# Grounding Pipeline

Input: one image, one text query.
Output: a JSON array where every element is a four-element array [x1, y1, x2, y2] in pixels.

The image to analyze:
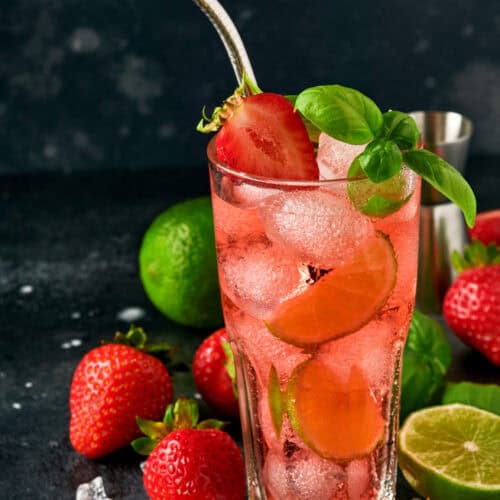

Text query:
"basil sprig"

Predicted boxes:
[[294, 84, 477, 227]]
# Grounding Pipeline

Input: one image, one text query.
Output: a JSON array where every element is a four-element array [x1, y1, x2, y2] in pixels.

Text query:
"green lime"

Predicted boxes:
[[347, 159, 414, 217], [398, 404, 500, 500], [139, 197, 223, 328]]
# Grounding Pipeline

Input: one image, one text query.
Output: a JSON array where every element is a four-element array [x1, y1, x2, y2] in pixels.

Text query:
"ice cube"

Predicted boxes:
[[76, 476, 111, 500], [223, 303, 309, 383], [316, 319, 396, 392], [317, 133, 366, 180], [218, 236, 309, 319], [263, 446, 347, 500], [347, 459, 372, 499], [258, 189, 373, 268], [211, 193, 266, 248]]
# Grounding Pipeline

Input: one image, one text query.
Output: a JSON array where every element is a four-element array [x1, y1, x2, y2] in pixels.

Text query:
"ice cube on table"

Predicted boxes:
[[263, 446, 346, 500], [76, 476, 111, 500], [317, 133, 366, 180], [218, 236, 309, 319], [258, 189, 373, 268]]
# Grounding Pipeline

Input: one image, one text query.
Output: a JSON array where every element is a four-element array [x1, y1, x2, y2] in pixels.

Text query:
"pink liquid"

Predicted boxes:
[[209, 160, 421, 499]]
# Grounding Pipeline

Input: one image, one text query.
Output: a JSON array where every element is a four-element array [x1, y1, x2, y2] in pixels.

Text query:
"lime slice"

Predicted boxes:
[[398, 404, 500, 500], [347, 159, 414, 217], [287, 360, 384, 461], [265, 232, 396, 347]]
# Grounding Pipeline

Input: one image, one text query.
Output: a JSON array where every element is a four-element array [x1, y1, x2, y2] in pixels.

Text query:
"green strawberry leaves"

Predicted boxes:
[[131, 398, 226, 456], [400, 310, 452, 422], [451, 240, 500, 273], [294, 84, 476, 224]]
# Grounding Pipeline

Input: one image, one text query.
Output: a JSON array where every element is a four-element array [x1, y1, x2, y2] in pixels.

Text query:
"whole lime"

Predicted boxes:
[[139, 197, 223, 328]]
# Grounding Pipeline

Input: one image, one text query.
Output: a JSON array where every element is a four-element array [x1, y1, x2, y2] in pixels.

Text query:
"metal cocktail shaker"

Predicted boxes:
[[410, 111, 473, 314]]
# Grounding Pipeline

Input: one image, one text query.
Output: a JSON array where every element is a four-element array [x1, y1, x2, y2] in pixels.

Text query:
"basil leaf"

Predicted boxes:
[[286, 94, 321, 142], [294, 85, 383, 144], [400, 310, 452, 422], [403, 149, 477, 227], [442, 382, 500, 416], [357, 139, 402, 183], [379, 110, 420, 150]]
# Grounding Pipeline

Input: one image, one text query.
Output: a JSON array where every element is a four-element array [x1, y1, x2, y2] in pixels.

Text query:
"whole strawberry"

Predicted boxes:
[[133, 398, 245, 500], [193, 328, 239, 418], [69, 326, 174, 459], [468, 209, 500, 246], [443, 241, 500, 366]]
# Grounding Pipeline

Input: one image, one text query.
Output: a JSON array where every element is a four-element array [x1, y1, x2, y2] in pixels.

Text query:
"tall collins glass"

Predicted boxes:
[[208, 137, 421, 500]]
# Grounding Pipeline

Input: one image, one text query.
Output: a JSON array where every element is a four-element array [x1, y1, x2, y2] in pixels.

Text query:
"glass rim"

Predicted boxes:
[[207, 136, 414, 187]]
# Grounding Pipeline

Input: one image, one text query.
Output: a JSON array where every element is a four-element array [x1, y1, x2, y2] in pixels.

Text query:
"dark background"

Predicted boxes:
[[1, 0, 500, 174]]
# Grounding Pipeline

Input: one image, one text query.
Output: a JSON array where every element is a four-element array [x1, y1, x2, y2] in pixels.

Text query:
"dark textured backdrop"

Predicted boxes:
[[1, 0, 499, 173]]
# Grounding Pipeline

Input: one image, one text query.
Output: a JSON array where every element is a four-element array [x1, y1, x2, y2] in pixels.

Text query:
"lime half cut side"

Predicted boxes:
[[398, 404, 500, 500]]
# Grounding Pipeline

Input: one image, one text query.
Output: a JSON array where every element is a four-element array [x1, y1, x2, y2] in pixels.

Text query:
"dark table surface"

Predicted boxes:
[[1, 158, 498, 499]]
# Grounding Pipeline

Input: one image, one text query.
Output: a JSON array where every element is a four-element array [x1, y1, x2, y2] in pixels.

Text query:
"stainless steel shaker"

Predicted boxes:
[[410, 111, 473, 314]]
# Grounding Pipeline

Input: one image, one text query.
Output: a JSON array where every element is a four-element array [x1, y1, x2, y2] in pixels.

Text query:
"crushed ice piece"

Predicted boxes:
[[317, 133, 366, 180], [219, 238, 308, 319], [76, 476, 111, 500], [71, 312, 81, 319], [193, 392, 202, 400], [140, 461, 146, 472], [12, 402, 22, 410], [25, 381, 33, 388], [19, 285, 34, 295], [61, 342, 72, 349], [116, 306, 145, 322], [259, 190, 372, 268]]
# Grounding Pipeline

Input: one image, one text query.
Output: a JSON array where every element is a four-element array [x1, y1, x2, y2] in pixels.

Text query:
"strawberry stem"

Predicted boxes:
[[197, 72, 261, 133], [131, 397, 227, 456], [452, 240, 500, 273]]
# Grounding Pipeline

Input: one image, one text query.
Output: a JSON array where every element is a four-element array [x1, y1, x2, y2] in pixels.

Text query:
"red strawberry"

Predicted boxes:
[[69, 326, 174, 459], [443, 241, 500, 366], [193, 328, 239, 418], [468, 209, 500, 246], [133, 398, 245, 500], [198, 81, 318, 180]]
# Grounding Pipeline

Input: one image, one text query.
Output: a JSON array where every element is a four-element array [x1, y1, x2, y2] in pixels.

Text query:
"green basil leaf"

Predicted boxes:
[[403, 149, 477, 227], [357, 139, 402, 183], [294, 85, 383, 144], [286, 94, 321, 142], [400, 310, 452, 422], [442, 382, 500, 416], [379, 110, 420, 150]]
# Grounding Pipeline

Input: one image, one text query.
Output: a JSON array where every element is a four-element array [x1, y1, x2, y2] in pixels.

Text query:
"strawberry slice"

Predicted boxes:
[[208, 92, 319, 180]]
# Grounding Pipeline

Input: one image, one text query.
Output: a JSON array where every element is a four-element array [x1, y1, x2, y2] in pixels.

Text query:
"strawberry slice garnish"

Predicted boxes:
[[198, 82, 318, 180]]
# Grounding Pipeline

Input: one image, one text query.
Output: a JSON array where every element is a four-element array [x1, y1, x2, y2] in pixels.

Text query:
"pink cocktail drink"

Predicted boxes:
[[208, 138, 421, 499]]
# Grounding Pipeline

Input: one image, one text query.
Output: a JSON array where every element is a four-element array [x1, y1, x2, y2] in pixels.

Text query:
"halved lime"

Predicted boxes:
[[398, 404, 500, 500]]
